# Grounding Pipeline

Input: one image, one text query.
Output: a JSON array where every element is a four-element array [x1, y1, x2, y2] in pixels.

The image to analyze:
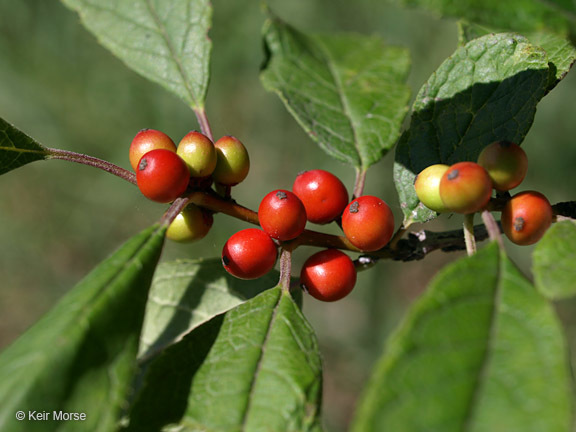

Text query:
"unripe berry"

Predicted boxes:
[[166, 205, 213, 243], [222, 228, 278, 280], [212, 136, 250, 186], [177, 131, 217, 178], [478, 141, 528, 191], [439, 162, 492, 214], [258, 190, 307, 241], [414, 164, 450, 213], [342, 195, 395, 251], [292, 169, 349, 224], [136, 149, 190, 203], [300, 249, 357, 302], [129, 129, 176, 172], [501, 191, 553, 245]]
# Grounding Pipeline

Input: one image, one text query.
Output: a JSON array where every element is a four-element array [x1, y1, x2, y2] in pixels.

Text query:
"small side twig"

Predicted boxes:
[[481, 210, 504, 249], [47, 148, 136, 185], [463, 213, 477, 256], [279, 247, 293, 292]]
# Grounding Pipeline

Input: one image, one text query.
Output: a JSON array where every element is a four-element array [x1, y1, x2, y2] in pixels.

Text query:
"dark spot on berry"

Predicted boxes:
[[276, 191, 288, 200], [297, 170, 309, 176], [513, 216, 525, 232], [222, 255, 230, 266], [349, 201, 360, 213], [447, 169, 459, 181], [138, 158, 148, 171]]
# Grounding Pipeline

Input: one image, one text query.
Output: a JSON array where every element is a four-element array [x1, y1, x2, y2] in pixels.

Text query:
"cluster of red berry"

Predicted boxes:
[[223, 169, 395, 302], [129, 128, 249, 242], [129, 129, 396, 302], [415, 141, 553, 245]]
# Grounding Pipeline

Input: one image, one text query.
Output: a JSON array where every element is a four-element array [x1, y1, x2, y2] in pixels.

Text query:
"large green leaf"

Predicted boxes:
[[261, 16, 410, 170], [394, 33, 551, 224], [352, 243, 573, 432], [0, 117, 49, 176], [533, 220, 576, 300], [0, 225, 166, 432], [400, 0, 575, 36], [61, 0, 212, 111], [138, 258, 281, 361], [126, 288, 323, 432]]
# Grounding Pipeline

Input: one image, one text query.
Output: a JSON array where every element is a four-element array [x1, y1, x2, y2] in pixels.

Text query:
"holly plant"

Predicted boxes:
[[2, 1, 576, 431]]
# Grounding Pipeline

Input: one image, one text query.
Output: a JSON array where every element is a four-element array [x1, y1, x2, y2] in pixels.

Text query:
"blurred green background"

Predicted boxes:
[[1, 1, 575, 431]]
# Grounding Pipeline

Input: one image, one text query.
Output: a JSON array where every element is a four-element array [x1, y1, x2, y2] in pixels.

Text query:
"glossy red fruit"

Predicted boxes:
[[292, 169, 349, 224], [342, 195, 395, 251], [129, 129, 176, 172], [212, 136, 250, 186], [177, 131, 217, 178], [166, 205, 213, 243], [501, 191, 553, 245], [300, 249, 357, 302], [258, 190, 307, 241], [477, 141, 528, 191], [414, 164, 450, 213], [439, 162, 493, 214], [136, 149, 190, 203], [222, 228, 278, 279]]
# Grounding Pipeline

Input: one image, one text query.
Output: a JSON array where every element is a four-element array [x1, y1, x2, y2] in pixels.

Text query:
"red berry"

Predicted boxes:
[[300, 249, 357, 302], [258, 190, 307, 241], [439, 162, 492, 214], [222, 228, 278, 279], [501, 191, 553, 245], [129, 129, 176, 172], [136, 149, 190, 203], [342, 195, 395, 251], [292, 169, 349, 224], [477, 141, 528, 191]]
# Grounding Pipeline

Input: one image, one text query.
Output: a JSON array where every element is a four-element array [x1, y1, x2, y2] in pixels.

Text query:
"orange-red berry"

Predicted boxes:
[[129, 129, 176, 172], [222, 228, 278, 279], [300, 249, 357, 302], [478, 141, 528, 191], [136, 149, 189, 203], [501, 191, 553, 245], [292, 170, 349, 224], [342, 196, 395, 252], [439, 162, 492, 214], [258, 190, 307, 241]]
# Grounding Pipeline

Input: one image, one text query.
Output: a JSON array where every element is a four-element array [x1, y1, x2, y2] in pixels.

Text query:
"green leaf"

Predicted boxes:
[[352, 243, 573, 432], [394, 33, 551, 224], [458, 23, 576, 87], [0, 117, 49, 176], [399, 0, 575, 36], [0, 225, 166, 432], [138, 258, 281, 361], [126, 288, 323, 432], [61, 0, 212, 111], [533, 220, 576, 300], [261, 16, 410, 170]]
